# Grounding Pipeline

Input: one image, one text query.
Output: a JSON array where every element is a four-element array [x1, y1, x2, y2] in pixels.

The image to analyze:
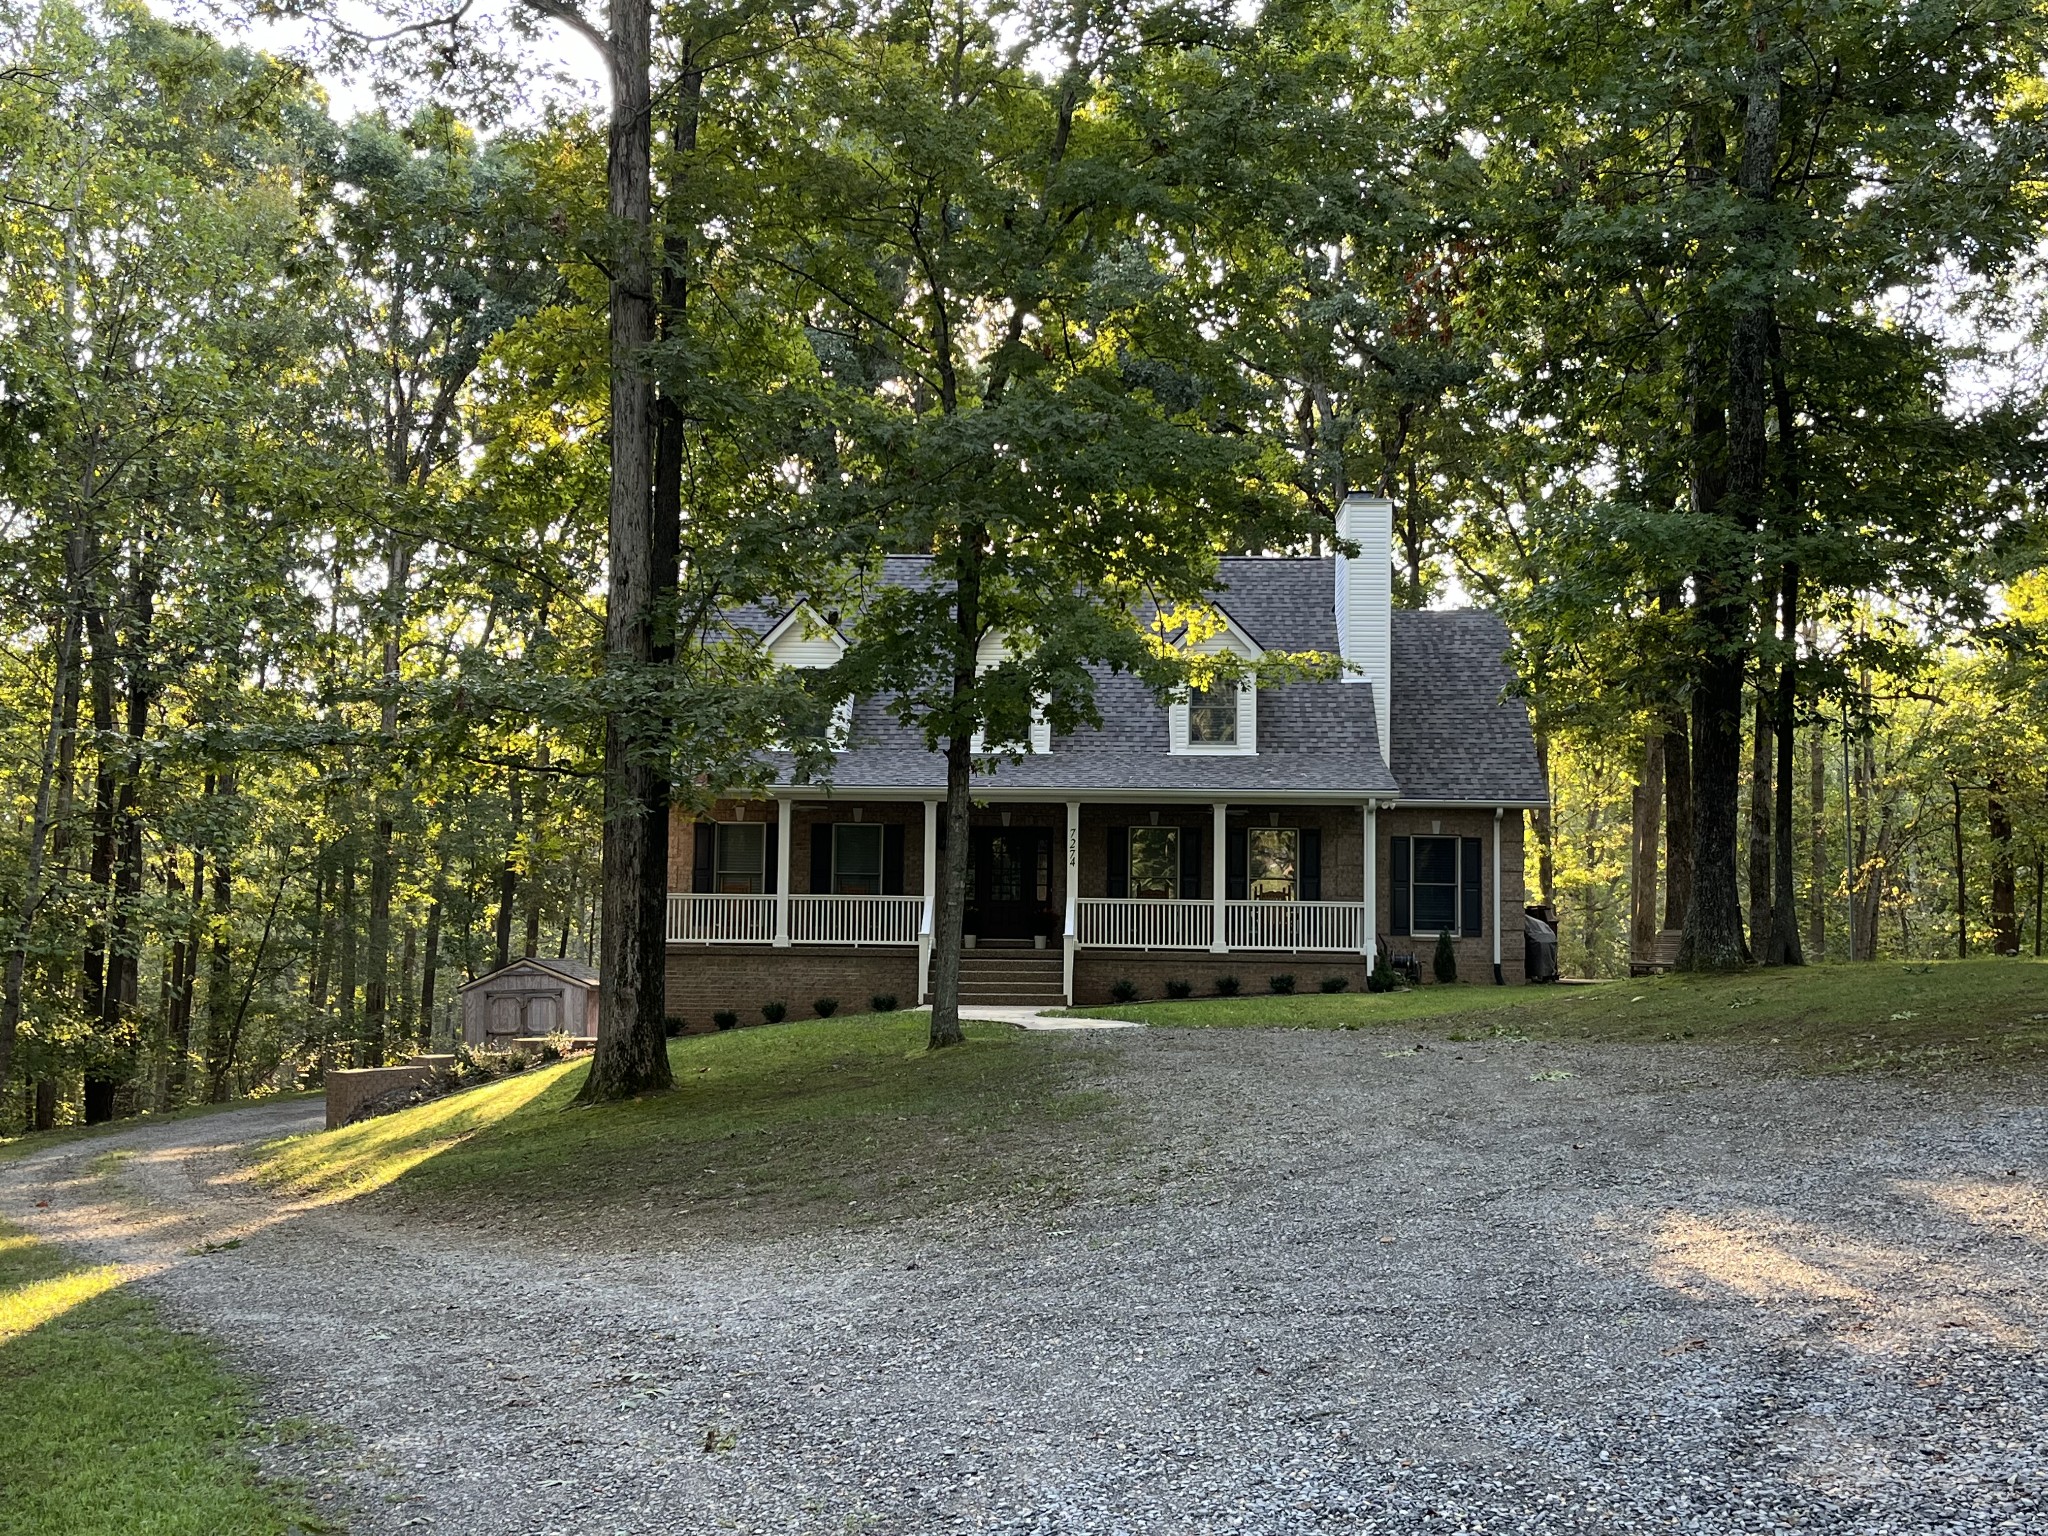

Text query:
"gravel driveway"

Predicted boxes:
[[3, 1027, 2043, 1535]]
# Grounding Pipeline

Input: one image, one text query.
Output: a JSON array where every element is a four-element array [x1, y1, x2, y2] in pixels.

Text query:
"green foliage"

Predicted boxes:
[[812, 998, 838, 1019], [1213, 975, 1240, 997], [1109, 978, 1140, 1004], [1432, 932, 1457, 985], [868, 994, 897, 1015], [1268, 974, 1296, 996], [1165, 979, 1193, 999], [759, 1001, 787, 1025], [1367, 953, 1397, 994], [1319, 976, 1348, 994]]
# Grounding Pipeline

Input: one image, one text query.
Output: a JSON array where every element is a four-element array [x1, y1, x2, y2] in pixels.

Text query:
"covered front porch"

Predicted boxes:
[[666, 795, 1428, 1005]]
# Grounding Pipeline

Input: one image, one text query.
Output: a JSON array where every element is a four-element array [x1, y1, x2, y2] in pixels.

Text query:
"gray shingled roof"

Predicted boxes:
[[1389, 610, 1547, 804], [735, 557, 1545, 805]]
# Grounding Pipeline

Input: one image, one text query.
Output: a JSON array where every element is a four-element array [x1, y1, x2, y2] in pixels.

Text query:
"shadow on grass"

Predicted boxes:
[[252, 1012, 1121, 1245]]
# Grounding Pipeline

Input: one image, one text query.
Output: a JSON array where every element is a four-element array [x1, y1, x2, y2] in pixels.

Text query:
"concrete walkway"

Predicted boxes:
[[908, 1002, 1144, 1030]]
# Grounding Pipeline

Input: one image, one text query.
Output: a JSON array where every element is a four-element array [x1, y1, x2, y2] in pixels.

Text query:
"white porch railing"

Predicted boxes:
[[789, 894, 923, 946], [1076, 897, 1215, 950], [1224, 899, 1368, 953], [1073, 897, 1369, 952], [666, 892, 922, 946], [667, 893, 776, 944]]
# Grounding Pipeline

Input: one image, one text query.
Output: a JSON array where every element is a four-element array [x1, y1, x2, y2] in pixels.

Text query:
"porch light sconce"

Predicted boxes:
[[1149, 810, 1160, 826], [852, 807, 863, 822], [1431, 819, 1442, 835], [1270, 810, 1280, 827], [1001, 810, 1012, 827]]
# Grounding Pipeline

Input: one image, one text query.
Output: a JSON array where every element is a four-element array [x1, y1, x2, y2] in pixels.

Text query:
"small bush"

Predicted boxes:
[[1109, 977, 1140, 1003], [1165, 978, 1193, 999], [761, 1000, 788, 1024], [1268, 973, 1296, 995], [1214, 974, 1241, 997], [1319, 975, 1349, 994], [1367, 954, 1397, 993], [712, 1008, 739, 1030], [1433, 931, 1458, 984], [869, 992, 899, 1014], [663, 1014, 687, 1038], [813, 997, 839, 1018]]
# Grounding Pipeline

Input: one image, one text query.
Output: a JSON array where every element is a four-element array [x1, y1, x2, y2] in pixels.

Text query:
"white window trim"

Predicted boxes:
[[1166, 605, 1261, 757], [1170, 678, 1257, 756], [762, 603, 853, 753]]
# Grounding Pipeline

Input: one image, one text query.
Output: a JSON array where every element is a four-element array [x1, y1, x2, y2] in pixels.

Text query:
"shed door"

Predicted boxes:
[[487, 996, 522, 1041], [525, 994, 561, 1035]]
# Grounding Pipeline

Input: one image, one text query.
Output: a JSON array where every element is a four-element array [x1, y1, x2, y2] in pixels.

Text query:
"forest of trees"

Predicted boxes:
[[2, 0, 2044, 1126]]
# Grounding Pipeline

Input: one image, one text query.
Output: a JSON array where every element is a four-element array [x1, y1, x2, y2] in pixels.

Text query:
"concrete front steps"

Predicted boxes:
[[955, 946, 1065, 1007]]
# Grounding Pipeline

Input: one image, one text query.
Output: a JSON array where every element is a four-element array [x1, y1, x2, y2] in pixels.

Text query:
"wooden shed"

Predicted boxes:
[[460, 957, 600, 1048]]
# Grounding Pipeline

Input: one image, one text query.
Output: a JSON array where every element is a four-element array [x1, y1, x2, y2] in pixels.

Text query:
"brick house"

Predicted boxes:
[[663, 494, 1548, 1021]]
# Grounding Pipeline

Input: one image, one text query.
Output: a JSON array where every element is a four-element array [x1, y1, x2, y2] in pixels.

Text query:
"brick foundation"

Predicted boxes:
[[324, 1064, 438, 1130], [664, 946, 922, 1031]]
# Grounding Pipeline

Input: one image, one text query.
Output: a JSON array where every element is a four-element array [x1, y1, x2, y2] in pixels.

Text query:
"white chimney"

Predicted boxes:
[[1334, 494, 1393, 768]]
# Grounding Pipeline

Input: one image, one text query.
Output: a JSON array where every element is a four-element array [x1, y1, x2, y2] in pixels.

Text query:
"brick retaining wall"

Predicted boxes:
[[324, 1063, 438, 1130]]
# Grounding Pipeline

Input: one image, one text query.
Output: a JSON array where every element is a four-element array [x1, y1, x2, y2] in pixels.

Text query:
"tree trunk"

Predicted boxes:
[[1854, 728, 1881, 960], [523, 734, 551, 959], [203, 777, 234, 1101], [929, 522, 985, 1052], [1807, 682, 1826, 958], [579, 0, 675, 1102], [1532, 721, 1556, 910], [1680, 27, 1779, 974], [364, 537, 414, 1076], [1950, 777, 1966, 959], [1746, 685, 1773, 958], [495, 770, 523, 973], [1, 597, 84, 1095], [338, 840, 360, 1063], [421, 891, 445, 1049], [1988, 781, 2017, 954], [1630, 732, 1664, 960], [1768, 567, 1802, 964], [1662, 707, 1693, 934]]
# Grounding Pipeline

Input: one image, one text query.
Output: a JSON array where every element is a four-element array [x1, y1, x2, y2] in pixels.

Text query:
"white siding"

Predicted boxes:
[[1335, 494, 1393, 767]]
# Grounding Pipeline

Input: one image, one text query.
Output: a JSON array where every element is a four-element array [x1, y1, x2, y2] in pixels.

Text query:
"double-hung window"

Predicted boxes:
[[1411, 836, 1459, 932], [1128, 826, 1181, 899], [831, 824, 884, 895], [1187, 687, 1238, 745], [715, 824, 767, 893], [1247, 827, 1297, 901]]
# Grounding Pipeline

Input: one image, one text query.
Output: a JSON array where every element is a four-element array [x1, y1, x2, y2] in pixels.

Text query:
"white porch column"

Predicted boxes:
[[1363, 801, 1378, 963], [1492, 806, 1505, 985], [1210, 801, 1228, 952], [772, 797, 794, 946], [919, 798, 939, 1003], [1063, 801, 1080, 1004]]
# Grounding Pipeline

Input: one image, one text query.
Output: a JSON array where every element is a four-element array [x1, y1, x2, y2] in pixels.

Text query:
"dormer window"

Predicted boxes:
[[1170, 678, 1256, 755], [762, 603, 852, 752], [1187, 687, 1238, 745]]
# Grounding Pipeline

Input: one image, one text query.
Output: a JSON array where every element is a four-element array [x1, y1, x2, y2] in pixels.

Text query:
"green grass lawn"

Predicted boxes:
[[0, 1221, 326, 1536], [253, 1011, 1117, 1242], [1067, 958, 2048, 1072]]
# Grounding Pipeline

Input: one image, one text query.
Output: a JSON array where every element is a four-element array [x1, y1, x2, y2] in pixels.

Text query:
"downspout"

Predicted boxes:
[[1492, 807, 1504, 985]]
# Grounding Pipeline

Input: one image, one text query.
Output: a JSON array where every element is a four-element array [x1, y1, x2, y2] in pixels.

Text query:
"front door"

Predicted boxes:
[[970, 828, 1051, 941]]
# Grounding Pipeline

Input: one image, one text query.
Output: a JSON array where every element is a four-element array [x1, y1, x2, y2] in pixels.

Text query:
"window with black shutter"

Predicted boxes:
[[809, 824, 833, 894], [693, 821, 716, 893], [883, 824, 906, 895], [1179, 825, 1203, 900], [1105, 827, 1128, 898], [1300, 828, 1322, 901], [1389, 836, 1411, 935]]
